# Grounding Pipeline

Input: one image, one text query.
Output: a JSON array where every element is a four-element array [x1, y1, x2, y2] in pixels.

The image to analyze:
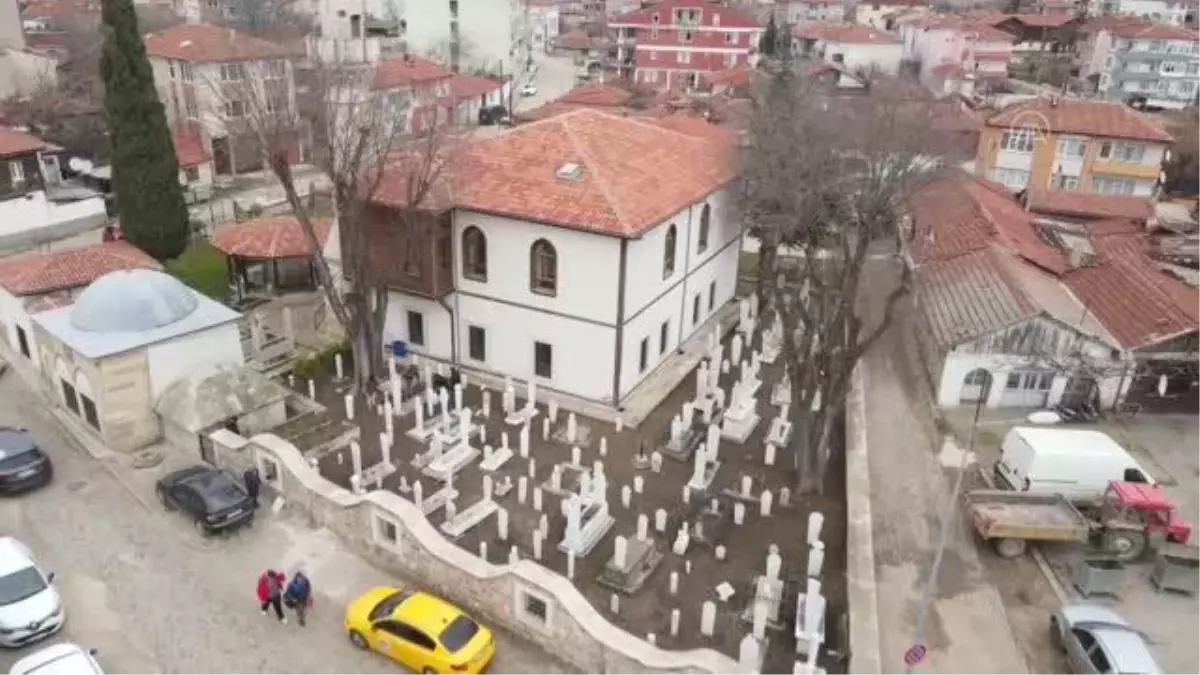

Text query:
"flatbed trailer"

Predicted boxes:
[[964, 489, 1091, 558]]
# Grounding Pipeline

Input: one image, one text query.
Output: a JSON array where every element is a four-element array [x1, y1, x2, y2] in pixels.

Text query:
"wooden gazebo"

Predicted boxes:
[[210, 216, 332, 301]]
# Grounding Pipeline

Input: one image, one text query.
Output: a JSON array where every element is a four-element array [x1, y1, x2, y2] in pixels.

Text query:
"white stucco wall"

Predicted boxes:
[[384, 291, 454, 362], [822, 41, 903, 75], [0, 288, 38, 368], [145, 322, 246, 400], [936, 351, 1132, 409]]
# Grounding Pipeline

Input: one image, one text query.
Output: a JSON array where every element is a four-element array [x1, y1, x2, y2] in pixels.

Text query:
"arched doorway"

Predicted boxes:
[[960, 368, 991, 405]]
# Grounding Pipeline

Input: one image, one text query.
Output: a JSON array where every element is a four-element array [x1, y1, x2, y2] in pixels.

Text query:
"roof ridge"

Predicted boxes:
[[559, 113, 629, 231]]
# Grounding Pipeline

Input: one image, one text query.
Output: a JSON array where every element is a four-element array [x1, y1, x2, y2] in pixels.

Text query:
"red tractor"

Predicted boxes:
[[1093, 481, 1192, 561]]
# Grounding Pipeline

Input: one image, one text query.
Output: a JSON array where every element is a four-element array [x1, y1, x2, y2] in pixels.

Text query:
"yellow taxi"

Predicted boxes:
[[344, 586, 495, 674]]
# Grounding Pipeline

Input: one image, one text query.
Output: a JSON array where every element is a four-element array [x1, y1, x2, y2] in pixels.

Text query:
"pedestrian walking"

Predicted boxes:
[[257, 570, 287, 624], [283, 570, 313, 627], [243, 467, 261, 507]]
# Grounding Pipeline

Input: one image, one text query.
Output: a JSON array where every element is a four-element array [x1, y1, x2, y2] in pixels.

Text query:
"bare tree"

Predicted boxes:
[[213, 55, 458, 395], [736, 67, 942, 494]]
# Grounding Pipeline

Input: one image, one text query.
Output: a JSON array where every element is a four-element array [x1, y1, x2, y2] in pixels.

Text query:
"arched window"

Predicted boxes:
[[663, 224, 677, 278], [462, 226, 488, 281], [697, 204, 711, 253], [530, 239, 558, 296]]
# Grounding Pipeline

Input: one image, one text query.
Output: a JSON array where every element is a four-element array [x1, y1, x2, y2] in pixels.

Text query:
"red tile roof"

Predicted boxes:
[[653, 112, 736, 142], [375, 109, 734, 238], [986, 12, 1080, 28], [560, 82, 637, 107], [611, 0, 761, 28], [1025, 188, 1156, 222], [913, 15, 1017, 41], [986, 97, 1173, 142], [915, 246, 1037, 346], [0, 128, 50, 158], [0, 241, 162, 296], [173, 130, 209, 168], [210, 217, 333, 259], [1087, 17, 1199, 40], [793, 22, 902, 44], [707, 64, 755, 87], [144, 23, 297, 62], [372, 54, 455, 90], [445, 73, 503, 101]]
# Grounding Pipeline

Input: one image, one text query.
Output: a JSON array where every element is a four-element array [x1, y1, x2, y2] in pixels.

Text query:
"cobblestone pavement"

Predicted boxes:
[[0, 372, 573, 675]]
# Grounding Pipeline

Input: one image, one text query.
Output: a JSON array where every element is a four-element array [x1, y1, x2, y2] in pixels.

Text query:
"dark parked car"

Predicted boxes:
[[155, 466, 255, 535], [0, 427, 53, 495]]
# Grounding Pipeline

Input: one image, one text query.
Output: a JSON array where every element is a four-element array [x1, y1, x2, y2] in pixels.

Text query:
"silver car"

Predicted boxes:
[[1051, 603, 1161, 674], [0, 538, 63, 648]]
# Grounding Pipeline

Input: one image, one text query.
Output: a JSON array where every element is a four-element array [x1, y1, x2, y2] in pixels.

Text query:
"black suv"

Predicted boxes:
[[156, 466, 255, 535], [0, 427, 53, 494]]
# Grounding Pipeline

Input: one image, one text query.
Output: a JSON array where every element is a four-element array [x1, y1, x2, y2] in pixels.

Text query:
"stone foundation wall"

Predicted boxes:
[[207, 430, 736, 675]]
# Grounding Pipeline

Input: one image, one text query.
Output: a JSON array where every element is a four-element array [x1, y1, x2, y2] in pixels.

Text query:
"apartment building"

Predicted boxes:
[[608, 0, 762, 90], [1098, 0, 1198, 26], [1081, 18, 1199, 110], [974, 96, 1173, 197], [793, 22, 903, 74], [144, 23, 302, 176], [854, 0, 927, 30], [777, 0, 847, 25], [901, 15, 1016, 86], [401, 0, 533, 79]]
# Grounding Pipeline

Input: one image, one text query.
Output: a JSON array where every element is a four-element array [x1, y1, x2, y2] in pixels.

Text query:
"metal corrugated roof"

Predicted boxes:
[[915, 247, 1037, 347]]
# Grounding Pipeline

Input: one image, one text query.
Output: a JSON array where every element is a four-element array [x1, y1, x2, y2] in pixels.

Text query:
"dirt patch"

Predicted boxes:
[[300, 335, 850, 674]]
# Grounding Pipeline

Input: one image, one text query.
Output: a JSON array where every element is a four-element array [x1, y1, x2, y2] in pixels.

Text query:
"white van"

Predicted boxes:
[[993, 427, 1153, 504]]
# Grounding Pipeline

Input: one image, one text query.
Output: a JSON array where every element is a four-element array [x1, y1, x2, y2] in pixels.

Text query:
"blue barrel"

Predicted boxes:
[[391, 340, 408, 357]]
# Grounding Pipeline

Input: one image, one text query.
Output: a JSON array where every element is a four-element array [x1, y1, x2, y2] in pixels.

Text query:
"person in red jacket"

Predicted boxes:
[[256, 570, 287, 624]]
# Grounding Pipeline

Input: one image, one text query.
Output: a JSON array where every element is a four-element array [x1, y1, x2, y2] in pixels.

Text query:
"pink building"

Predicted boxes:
[[608, 0, 763, 90], [900, 15, 1016, 89]]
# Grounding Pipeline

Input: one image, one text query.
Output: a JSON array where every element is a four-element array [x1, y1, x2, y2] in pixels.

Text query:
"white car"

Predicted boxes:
[[0, 538, 63, 648], [520, 83, 538, 97], [9, 643, 102, 675]]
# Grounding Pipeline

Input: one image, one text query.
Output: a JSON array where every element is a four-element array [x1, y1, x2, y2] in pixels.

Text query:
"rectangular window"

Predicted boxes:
[[9, 160, 25, 184], [659, 320, 669, 354], [15, 326, 30, 358], [468, 325, 486, 362], [184, 167, 200, 183], [725, 32, 735, 44], [181, 63, 194, 81], [708, 281, 716, 311], [1099, 140, 1113, 159], [1000, 128, 1035, 153], [678, 50, 691, 64], [1051, 174, 1078, 190], [534, 341, 553, 379], [224, 100, 245, 118], [639, 337, 649, 373], [988, 167, 1030, 190], [1115, 142, 1145, 163], [61, 380, 79, 414], [407, 310, 425, 346], [1092, 175, 1136, 195], [1057, 136, 1087, 158], [220, 63, 245, 81], [692, 294, 701, 325], [80, 396, 100, 429]]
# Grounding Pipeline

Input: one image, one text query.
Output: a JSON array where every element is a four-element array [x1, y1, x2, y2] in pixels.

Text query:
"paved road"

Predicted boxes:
[[513, 53, 578, 113], [0, 371, 572, 674]]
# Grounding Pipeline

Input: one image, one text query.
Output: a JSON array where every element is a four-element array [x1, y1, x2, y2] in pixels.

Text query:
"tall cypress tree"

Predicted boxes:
[[100, 0, 189, 261]]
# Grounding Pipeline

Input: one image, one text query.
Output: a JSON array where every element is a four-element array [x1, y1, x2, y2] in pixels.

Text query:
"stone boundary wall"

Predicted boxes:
[[212, 432, 737, 675], [845, 365, 882, 674]]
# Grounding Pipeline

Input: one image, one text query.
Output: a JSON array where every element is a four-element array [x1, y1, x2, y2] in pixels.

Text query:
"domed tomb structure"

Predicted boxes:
[[31, 269, 246, 453]]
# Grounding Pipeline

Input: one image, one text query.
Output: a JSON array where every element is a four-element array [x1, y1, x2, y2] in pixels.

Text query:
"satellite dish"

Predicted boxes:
[[68, 157, 94, 173]]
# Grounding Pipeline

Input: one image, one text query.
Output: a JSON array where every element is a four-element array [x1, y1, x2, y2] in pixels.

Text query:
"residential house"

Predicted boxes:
[[0, 128, 107, 252], [853, 0, 926, 30], [908, 172, 1198, 413], [777, 0, 848, 25], [974, 96, 1173, 195], [983, 13, 1084, 55], [1098, 0, 1198, 26], [1080, 19, 1199, 110], [363, 109, 741, 407], [901, 15, 1017, 86], [173, 128, 215, 204], [0, 240, 160, 374], [608, 0, 763, 90], [372, 54, 457, 132], [793, 21, 904, 74], [144, 23, 303, 178], [308, 0, 407, 65]]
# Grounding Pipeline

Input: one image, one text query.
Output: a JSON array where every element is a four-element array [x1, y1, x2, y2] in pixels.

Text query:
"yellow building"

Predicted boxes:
[[974, 97, 1173, 198]]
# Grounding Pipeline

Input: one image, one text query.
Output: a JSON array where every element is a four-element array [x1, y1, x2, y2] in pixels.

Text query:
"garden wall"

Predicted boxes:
[[209, 431, 737, 675]]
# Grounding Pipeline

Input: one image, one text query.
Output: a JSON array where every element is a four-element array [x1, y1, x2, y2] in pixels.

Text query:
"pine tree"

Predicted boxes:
[[760, 15, 779, 57], [100, 0, 189, 261]]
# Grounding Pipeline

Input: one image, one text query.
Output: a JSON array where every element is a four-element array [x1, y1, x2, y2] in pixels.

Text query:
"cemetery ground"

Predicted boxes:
[[300, 325, 849, 674]]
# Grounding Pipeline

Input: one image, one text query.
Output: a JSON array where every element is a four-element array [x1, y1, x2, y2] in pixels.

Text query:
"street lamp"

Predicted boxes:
[[905, 369, 992, 674]]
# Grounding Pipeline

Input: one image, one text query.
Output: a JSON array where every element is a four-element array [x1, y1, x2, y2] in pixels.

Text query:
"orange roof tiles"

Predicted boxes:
[[0, 128, 50, 158], [173, 130, 209, 168], [986, 97, 1173, 143], [1025, 188, 1156, 222], [445, 73, 503, 100], [374, 109, 733, 238], [0, 241, 162, 296], [793, 22, 902, 44], [372, 54, 455, 90], [986, 12, 1080, 28], [913, 15, 1016, 41], [144, 23, 296, 62], [210, 217, 332, 259]]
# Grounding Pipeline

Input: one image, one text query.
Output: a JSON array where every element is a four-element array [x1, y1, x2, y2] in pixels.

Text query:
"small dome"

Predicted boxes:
[[70, 269, 201, 333]]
